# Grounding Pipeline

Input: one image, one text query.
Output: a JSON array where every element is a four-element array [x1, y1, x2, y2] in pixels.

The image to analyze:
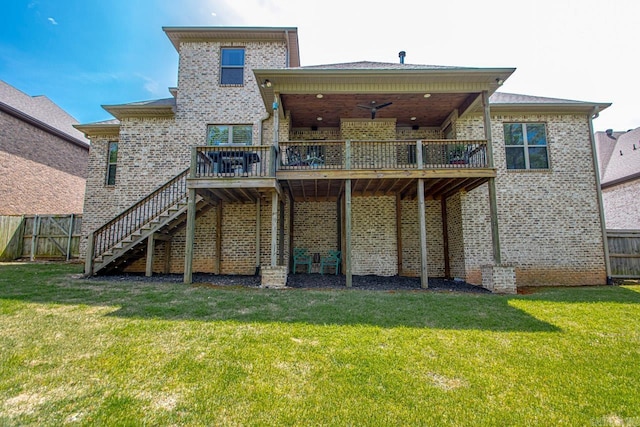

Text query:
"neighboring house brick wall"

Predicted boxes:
[[602, 179, 640, 229], [456, 113, 607, 285], [0, 110, 88, 215]]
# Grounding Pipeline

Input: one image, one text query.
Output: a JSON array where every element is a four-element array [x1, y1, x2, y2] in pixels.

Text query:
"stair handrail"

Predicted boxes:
[[89, 168, 190, 261]]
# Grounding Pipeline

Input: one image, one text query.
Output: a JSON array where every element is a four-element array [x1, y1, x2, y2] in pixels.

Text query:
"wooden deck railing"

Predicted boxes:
[[279, 140, 488, 170], [189, 140, 489, 177], [192, 145, 277, 178], [91, 168, 190, 259]]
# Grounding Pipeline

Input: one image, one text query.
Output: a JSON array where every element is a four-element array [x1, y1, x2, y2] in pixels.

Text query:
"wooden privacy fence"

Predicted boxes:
[[0, 214, 82, 261], [607, 229, 640, 279]]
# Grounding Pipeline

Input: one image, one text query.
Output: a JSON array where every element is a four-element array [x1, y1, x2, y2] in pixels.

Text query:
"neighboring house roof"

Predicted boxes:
[[598, 127, 640, 187], [0, 80, 88, 147]]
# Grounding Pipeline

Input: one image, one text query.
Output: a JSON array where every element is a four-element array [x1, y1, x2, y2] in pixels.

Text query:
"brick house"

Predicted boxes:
[[595, 127, 640, 229], [76, 27, 611, 293], [0, 80, 89, 215]]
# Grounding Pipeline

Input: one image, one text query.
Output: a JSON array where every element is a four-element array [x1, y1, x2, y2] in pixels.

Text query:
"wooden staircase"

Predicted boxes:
[[85, 168, 204, 275]]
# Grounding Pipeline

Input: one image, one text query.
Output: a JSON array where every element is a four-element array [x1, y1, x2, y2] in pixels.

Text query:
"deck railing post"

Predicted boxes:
[[345, 140, 351, 170], [190, 146, 197, 179], [416, 140, 423, 169]]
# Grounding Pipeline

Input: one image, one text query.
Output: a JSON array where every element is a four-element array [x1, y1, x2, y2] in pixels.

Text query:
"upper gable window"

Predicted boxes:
[[504, 123, 549, 170], [220, 48, 245, 85]]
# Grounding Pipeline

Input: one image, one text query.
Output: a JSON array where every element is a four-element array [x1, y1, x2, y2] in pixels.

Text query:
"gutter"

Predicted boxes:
[[588, 106, 612, 283]]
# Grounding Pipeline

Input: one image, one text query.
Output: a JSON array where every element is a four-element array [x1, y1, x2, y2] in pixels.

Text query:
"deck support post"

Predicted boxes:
[[145, 233, 155, 277], [84, 232, 94, 276], [271, 191, 278, 267], [216, 202, 223, 274], [183, 188, 196, 284], [396, 193, 403, 276], [482, 90, 502, 264], [417, 178, 429, 288], [441, 197, 451, 279], [255, 198, 261, 273], [345, 178, 352, 287]]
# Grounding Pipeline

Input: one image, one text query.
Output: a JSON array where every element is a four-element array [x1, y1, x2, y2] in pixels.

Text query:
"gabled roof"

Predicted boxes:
[[598, 127, 640, 187], [102, 98, 176, 119], [0, 80, 88, 147], [163, 26, 300, 67]]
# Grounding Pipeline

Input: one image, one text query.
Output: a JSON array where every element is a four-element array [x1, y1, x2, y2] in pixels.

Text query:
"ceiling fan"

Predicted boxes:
[[357, 101, 393, 119]]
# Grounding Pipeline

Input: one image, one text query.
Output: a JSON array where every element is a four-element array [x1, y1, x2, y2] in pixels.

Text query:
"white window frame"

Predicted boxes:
[[206, 124, 253, 145]]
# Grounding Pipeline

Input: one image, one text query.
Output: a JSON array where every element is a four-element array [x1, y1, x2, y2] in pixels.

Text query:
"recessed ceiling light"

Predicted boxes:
[[317, 117, 323, 121], [410, 117, 417, 121], [316, 94, 323, 98], [424, 93, 431, 98]]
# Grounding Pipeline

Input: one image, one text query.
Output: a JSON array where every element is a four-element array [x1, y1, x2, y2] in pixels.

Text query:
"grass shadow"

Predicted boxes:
[[0, 263, 563, 332]]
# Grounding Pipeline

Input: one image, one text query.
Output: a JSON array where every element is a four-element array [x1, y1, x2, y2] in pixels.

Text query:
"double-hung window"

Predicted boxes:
[[504, 123, 549, 170], [206, 125, 252, 145], [106, 141, 118, 185], [220, 48, 245, 85]]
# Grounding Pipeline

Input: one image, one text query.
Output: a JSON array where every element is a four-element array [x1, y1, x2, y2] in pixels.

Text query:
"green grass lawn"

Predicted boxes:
[[1, 263, 639, 426]]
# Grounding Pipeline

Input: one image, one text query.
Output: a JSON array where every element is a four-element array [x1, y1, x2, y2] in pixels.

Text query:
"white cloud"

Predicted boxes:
[[47, 17, 58, 25], [138, 74, 161, 95]]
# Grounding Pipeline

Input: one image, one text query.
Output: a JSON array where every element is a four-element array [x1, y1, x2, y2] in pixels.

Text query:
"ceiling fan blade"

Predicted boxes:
[[357, 105, 372, 110], [376, 102, 393, 109]]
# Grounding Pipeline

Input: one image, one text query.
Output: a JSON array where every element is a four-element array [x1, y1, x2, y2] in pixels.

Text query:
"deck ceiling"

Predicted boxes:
[[282, 176, 489, 202], [281, 92, 475, 128]]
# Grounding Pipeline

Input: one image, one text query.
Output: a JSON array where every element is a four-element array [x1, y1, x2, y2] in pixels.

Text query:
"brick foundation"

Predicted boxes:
[[261, 265, 288, 288], [481, 264, 516, 294]]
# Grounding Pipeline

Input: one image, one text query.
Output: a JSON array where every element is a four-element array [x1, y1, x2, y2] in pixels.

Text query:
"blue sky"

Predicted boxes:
[[1, 0, 638, 131]]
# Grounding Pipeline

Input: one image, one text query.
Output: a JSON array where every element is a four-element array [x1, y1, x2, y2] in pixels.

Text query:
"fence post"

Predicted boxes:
[[30, 215, 39, 261], [66, 214, 74, 261]]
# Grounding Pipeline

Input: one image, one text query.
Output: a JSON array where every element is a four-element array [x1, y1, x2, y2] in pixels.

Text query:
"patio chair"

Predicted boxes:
[[320, 250, 341, 275], [284, 146, 304, 167], [292, 248, 312, 274]]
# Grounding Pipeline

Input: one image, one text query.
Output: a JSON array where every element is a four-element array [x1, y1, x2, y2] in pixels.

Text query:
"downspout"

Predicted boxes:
[[284, 30, 290, 68], [588, 106, 612, 284], [257, 111, 270, 145]]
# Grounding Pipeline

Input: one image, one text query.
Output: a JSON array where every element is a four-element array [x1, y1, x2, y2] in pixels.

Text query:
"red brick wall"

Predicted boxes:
[[0, 111, 88, 214]]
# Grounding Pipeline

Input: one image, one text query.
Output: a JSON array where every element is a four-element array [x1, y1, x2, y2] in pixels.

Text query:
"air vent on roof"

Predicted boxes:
[[605, 129, 616, 140], [399, 51, 406, 64]]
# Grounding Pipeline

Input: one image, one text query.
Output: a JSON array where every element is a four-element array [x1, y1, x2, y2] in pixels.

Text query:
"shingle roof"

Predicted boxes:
[[0, 80, 86, 143], [298, 61, 466, 70], [599, 127, 640, 186], [490, 92, 591, 105]]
